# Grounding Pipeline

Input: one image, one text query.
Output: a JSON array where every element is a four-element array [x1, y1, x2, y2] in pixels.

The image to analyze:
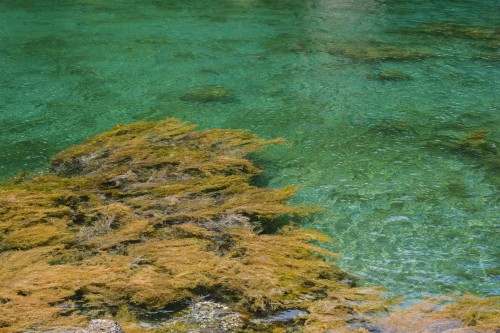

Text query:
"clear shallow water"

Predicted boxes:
[[0, 0, 499, 299]]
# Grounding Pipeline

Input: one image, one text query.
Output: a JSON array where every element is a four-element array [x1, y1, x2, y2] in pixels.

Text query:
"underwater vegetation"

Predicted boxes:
[[432, 129, 499, 184], [472, 52, 500, 63], [365, 119, 417, 138], [263, 33, 318, 55], [456, 130, 496, 157], [19, 36, 69, 57], [389, 22, 500, 63], [374, 295, 500, 333], [398, 22, 499, 41], [179, 86, 234, 103], [366, 71, 414, 82], [0, 119, 498, 333], [391, 22, 500, 63], [327, 44, 432, 63], [0, 118, 381, 332], [263, 32, 432, 63], [422, 125, 499, 191]]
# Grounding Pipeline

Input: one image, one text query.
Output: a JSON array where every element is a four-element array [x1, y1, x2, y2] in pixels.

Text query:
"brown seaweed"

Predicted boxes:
[[0, 118, 376, 332]]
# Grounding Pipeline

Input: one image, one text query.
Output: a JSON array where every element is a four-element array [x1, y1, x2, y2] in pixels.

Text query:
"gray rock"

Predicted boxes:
[[25, 321, 124, 333], [156, 301, 245, 333], [27, 330, 79, 333], [187, 301, 244, 332], [76, 320, 125, 333]]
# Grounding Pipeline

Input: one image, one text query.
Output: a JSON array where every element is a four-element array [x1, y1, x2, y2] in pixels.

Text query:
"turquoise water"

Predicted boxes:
[[0, 0, 499, 299]]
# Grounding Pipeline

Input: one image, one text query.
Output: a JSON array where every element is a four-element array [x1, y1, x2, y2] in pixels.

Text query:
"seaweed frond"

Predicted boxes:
[[0, 118, 357, 332]]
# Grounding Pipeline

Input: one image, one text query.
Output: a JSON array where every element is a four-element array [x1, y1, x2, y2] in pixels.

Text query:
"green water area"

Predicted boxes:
[[0, 0, 499, 299]]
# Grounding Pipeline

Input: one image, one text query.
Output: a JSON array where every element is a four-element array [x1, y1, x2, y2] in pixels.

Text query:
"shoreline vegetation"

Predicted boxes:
[[0, 119, 497, 332]]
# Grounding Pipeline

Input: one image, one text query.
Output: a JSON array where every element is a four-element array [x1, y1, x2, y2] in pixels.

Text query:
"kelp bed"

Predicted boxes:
[[0, 119, 498, 333]]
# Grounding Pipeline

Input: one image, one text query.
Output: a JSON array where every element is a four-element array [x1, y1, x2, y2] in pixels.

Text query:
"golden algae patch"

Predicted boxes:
[[374, 295, 500, 333], [327, 44, 432, 62], [0, 118, 378, 332]]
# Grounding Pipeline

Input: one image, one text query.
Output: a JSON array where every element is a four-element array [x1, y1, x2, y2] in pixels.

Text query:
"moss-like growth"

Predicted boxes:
[[264, 33, 317, 55], [180, 86, 234, 103], [0, 118, 381, 332], [409, 22, 498, 41], [457, 130, 496, 157], [366, 120, 416, 137], [485, 38, 500, 49], [328, 44, 432, 62], [473, 53, 500, 62], [428, 129, 500, 190], [366, 70, 414, 81], [374, 295, 499, 332]]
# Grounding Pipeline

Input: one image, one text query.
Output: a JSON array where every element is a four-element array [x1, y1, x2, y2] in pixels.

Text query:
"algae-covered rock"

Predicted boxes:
[[160, 301, 245, 333], [456, 130, 497, 157], [412, 22, 498, 41], [372, 295, 500, 333], [427, 129, 499, 190], [180, 86, 233, 103], [0, 118, 373, 333], [366, 70, 414, 81], [28, 320, 124, 333], [76, 320, 124, 333], [473, 53, 500, 62], [366, 120, 417, 137], [328, 44, 432, 62]]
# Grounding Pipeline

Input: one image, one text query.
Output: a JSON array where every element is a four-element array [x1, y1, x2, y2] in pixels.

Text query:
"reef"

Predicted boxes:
[[0, 119, 498, 333]]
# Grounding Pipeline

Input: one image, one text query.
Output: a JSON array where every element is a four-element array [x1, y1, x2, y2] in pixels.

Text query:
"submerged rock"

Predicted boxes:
[[472, 53, 500, 62], [329, 44, 432, 62], [160, 301, 245, 332], [180, 86, 234, 103], [366, 70, 414, 81], [372, 295, 500, 333], [251, 309, 308, 324], [187, 301, 244, 331], [32, 320, 124, 333], [76, 320, 125, 333], [457, 130, 496, 156], [411, 22, 497, 40]]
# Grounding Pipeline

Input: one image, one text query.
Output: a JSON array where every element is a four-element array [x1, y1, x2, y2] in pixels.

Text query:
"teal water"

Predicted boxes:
[[0, 0, 499, 299]]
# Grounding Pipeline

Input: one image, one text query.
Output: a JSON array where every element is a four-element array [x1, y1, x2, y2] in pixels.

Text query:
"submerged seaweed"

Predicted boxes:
[[373, 294, 500, 333], [179, 86, 234, 103], [0, 118, 381, 332], [366, 71, 414, 81], [427, 129, 500, 190], [328, 44, 432, 62], [401, 22, 499, 41]]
